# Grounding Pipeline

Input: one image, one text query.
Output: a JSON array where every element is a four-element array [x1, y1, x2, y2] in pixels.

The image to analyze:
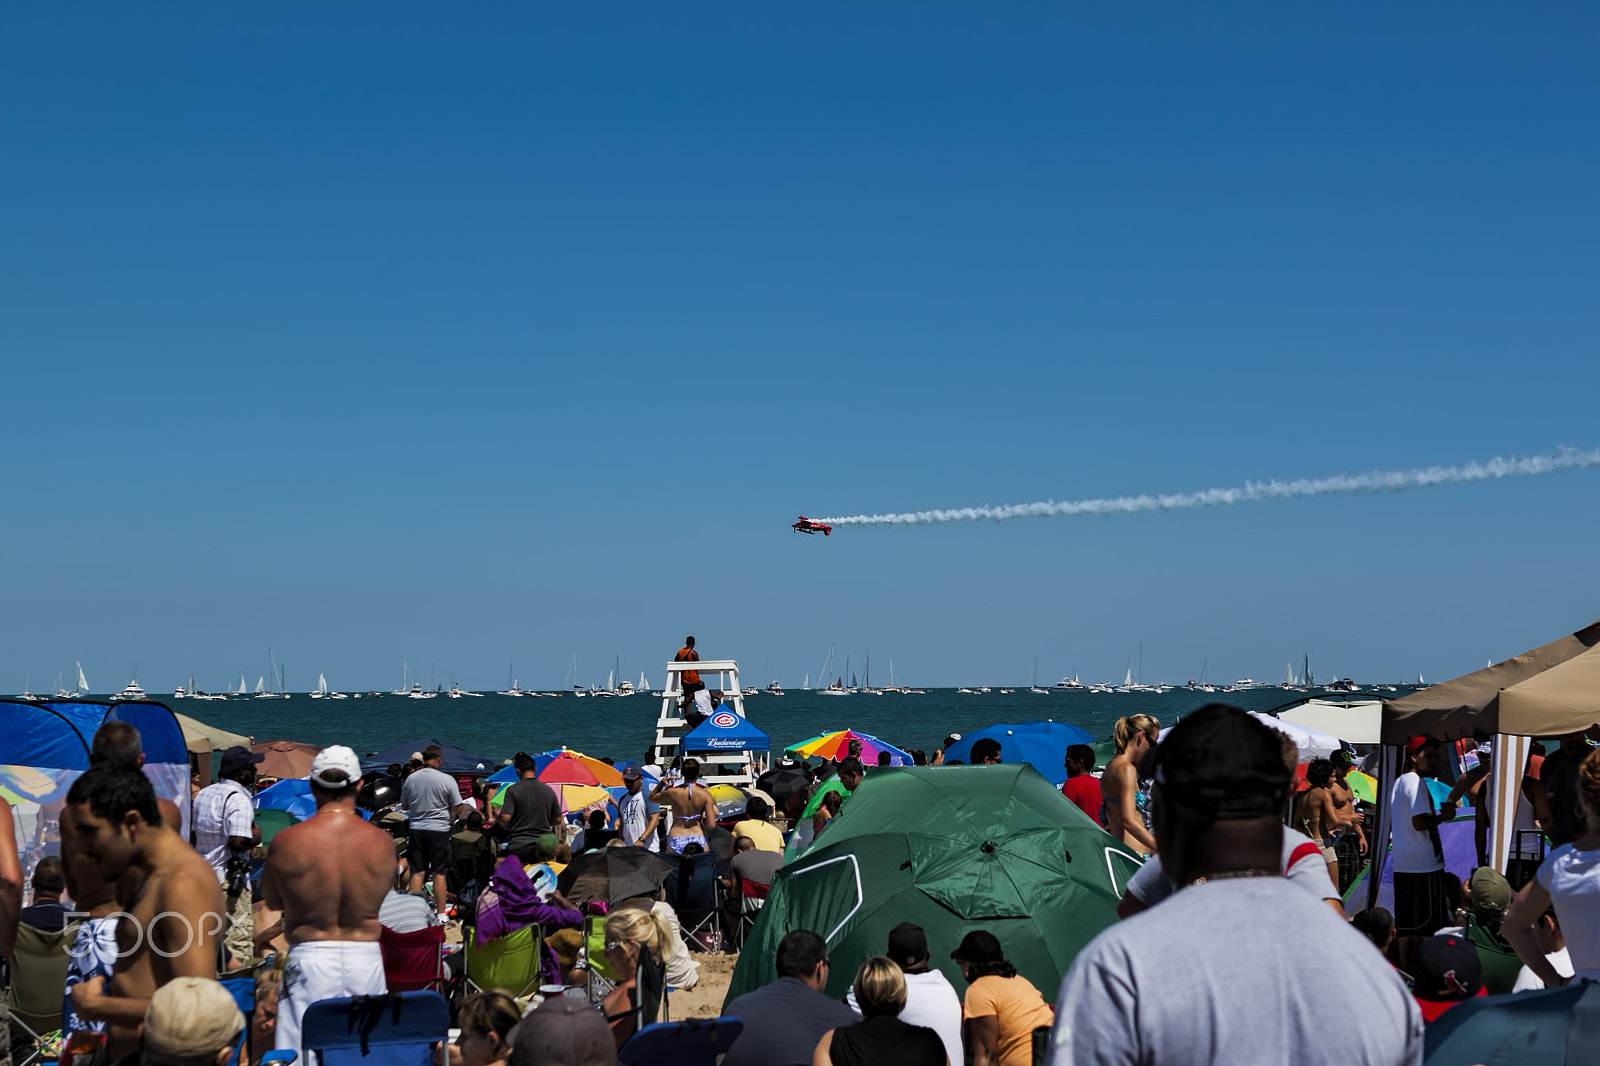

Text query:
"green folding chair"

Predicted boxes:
[[462, 925, 543, 999], [8, 920, 80, 1066]]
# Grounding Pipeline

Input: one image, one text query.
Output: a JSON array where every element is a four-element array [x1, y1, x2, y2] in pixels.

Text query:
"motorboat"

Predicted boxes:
[[115, 677, 146, 701]]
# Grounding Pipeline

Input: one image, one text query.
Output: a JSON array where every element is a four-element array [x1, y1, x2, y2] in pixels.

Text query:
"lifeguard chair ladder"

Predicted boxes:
[[653, 659, 763, 787]]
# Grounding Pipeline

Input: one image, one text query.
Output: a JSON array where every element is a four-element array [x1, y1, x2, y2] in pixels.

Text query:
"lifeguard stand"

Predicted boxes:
[[653, 659, 764, 787]]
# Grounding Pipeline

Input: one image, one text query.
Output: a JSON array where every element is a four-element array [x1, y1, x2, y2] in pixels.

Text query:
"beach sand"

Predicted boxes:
[[674, 951, 738, 1018]]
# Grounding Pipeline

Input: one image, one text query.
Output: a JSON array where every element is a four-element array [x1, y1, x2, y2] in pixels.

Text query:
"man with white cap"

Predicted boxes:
[[139, 976, 245, 1066], [262, 746, 395, 1057]]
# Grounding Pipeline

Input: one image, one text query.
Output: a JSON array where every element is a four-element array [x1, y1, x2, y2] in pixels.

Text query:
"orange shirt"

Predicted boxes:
[[964, 974, 1054, 1066], [676, 646, 701, 686]]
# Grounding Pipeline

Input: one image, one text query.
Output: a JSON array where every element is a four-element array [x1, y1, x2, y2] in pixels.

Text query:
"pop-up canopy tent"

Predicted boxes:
[[1, 698, 192, 875], [680, 709, 769, 754], [359, 738, 495, 777], [1377, 618, 1600, 885], [726, 764, 1142, 1009]]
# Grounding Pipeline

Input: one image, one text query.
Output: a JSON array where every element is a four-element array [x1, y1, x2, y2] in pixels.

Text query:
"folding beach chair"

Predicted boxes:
[[7, 919, 79, 1066], [299, 992, 448, 1066], [462, 925, 542, 999], [733, 876, 770, 950], [618, 1016, 744, 1066], [379, 925, 447, 994], [218, 975, 256, 1066], [663, 851, 723, 952]]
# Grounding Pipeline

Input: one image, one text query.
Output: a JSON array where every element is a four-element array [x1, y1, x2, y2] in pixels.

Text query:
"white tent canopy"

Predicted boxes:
[[1277, 700, 1383, 746]]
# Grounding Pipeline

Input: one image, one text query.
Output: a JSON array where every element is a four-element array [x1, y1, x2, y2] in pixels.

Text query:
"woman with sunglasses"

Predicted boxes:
[[601, 908, 671, 1050]]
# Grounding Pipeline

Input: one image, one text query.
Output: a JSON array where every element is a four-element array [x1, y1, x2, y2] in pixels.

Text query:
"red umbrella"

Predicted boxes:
[[251, 740, 323, 780], [538, 753, 603, 787]]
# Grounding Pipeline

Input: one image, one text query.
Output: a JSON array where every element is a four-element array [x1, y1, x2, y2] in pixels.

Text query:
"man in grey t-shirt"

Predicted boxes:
[[401, 745, 463, 918], [1049, 704, 1423, 1066]]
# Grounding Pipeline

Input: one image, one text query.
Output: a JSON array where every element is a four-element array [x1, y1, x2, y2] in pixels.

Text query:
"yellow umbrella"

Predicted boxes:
[[559, 783, 612, 813]]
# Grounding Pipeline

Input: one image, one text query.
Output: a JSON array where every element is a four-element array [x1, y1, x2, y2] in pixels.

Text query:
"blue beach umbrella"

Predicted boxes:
[[943, 721, 1094, 785], [253, 778, 370, 823]]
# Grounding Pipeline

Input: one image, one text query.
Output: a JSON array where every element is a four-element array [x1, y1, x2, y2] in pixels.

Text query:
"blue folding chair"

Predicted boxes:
[[219, 976, 256, 1066], [298, 992, 449, 1066], [618, 1017, 743, 1066], [662, 851, 724, 950]]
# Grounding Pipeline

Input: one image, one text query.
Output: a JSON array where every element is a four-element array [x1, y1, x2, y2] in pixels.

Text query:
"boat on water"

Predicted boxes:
[[1054, 674, 1084, 690], [114, 676, 146, 701], [1029, 657, 1049, 694], [408, 683, 437, 699], [766, 681, 784, 695], [497, 663, 526, 697]]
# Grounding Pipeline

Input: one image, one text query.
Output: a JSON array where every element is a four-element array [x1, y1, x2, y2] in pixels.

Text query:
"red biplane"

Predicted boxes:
[[792, 516, 832, 536]]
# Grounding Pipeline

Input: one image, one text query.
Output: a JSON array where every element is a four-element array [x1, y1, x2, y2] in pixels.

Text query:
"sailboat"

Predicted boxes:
[[254, 650, 289, 699], [1029, 658, 1049, 694], [818, 647, 850, 695], [233, 672, 249, 698], [76, 662, 90, 697], [53, 670, 74, 699], [312, 673, 329, 698], [498, 662, 526, 697], [393, 662, 414, 697], [638, 670, 652, 695]]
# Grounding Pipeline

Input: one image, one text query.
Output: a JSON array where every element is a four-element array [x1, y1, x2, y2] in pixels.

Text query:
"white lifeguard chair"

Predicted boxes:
[[653, 659, 767, 787]]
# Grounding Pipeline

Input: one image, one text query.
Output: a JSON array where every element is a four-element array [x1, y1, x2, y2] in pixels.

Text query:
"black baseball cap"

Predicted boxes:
[[887, 922, 929, 967], [1154, 704, 1290, 820], [1413, 935, 1485, 1022], [219, 746, 265, 775], [950, 930, 1004, 964]]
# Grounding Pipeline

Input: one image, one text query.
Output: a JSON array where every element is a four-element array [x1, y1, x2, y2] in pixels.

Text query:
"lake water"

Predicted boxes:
[[170, 685, 1375, 766]]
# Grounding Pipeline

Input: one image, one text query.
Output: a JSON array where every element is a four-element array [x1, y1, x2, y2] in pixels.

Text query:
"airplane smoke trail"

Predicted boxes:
[[819, 447, 1600, 528]]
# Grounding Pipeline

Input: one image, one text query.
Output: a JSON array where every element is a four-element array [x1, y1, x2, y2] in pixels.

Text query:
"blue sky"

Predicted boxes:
[[3, 4, 1598, 693]]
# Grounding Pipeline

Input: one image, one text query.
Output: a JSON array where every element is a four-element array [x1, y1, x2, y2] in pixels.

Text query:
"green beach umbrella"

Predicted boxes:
[[727, 764, 1144, 1009], [254, 808, 300, 845]]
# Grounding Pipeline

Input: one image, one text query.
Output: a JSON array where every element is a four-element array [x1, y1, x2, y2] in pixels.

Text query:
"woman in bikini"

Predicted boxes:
[[650, 757, 720, 854], [1102, 714, 1160, 855]]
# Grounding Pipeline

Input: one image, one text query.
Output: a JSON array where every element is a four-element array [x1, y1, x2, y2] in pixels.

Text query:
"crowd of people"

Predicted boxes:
[[3, 695, 1600, 1066]]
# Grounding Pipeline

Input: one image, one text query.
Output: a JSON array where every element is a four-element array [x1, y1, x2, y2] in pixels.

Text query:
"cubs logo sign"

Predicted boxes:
[[711, 712, 738, 729]]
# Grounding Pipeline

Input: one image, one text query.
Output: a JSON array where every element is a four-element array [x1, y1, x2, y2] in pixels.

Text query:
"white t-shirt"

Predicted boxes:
[[1389, 772, 1444, 874], [1049, 878, 1424, 1066], [1536, 843, 1600, 982], [1512, 947, 1573, 992], [847, 969, 963, 1066], [693, 689, 715, 717], [618, 789, 661, 853], [1125, 827, 1338, 907]]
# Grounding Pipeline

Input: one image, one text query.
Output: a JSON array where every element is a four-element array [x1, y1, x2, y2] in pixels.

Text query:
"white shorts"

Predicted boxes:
[[276, 940, 386, 1055]]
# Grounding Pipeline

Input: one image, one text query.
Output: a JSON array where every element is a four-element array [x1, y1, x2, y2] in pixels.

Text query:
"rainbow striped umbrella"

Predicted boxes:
[[785, 729, 911, 766], [538, 750, 625, 788]]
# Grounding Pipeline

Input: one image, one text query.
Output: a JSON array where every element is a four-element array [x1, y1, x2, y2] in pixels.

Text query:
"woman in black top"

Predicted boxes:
[[812, 956, 948, 1066]]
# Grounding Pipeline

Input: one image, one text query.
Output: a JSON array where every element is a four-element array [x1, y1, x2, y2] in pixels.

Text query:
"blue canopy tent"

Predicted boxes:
[[359, 738, 495, 777], [681, 709, 770, 753], [1, 698, 192, 875], [943, 721, 1094, 785]]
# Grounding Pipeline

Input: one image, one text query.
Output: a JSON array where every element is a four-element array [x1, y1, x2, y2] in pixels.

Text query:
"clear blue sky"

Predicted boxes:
[[4, 4, 1598, 693]]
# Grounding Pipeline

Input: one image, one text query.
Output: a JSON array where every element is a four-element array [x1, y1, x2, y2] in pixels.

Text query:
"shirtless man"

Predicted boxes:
[[262, 746, 394, 1056], [650, 758, 719, 855], [1328, 751, 1367, 856], [1296, 759, 1355, 887], [64, 767, 225, 1060], [1101, 714, 1159, 855]]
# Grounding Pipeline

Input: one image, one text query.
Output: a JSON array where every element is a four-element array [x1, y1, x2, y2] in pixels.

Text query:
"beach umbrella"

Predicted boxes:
[[486, 763, 518, 784], [756, 765, 810, 809], [786, 730, 912, 766], [253, 779, 319, 821], [706, 784, 749, 821], [0, 783, 26, 806], [556, 846, 674, 906], [944, 722, 1094, 785], [359, 739, 494, 777], [727, 764, 1142, 1009], [538, 751, 625, 788], [254, 808, 299, 845], [539, 755, 603, 787], [558, 783, 612, 813], [252, 740, 322, 781], [1422, 981, 1599, 1065]]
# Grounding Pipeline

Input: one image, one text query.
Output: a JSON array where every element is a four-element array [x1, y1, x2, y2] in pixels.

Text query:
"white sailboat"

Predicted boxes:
[[392, 662, 414, 697], [233, 672, 249, 697], [1029, 657, 1049, 694], [77, 662, 90, 697], [497, 663, 525, 697], [312, 673, 329, 698]]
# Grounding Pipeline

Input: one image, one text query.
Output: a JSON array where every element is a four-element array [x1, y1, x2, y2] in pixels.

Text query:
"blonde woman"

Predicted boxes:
[[601, 907, 671, 1050], [1101, 715, 1160, 855], [813, 956, 947, 1066], [1506, 745, 1600, 987]]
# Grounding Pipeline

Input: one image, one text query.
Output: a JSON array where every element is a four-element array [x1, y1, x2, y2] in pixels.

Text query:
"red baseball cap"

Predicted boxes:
[[1406, 736, 1439, 755]]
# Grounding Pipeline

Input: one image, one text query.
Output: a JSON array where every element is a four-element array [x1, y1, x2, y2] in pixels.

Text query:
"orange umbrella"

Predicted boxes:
[[251, 740, 323, 780], [539, 751, 624, 788]]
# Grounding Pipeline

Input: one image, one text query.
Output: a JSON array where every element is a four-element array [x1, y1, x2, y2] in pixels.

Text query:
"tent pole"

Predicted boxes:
[[1365, 745, 1401, 913], [1489, 733, 1530, 875]]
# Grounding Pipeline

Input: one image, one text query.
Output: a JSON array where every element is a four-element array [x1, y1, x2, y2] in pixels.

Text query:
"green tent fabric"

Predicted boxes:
[[726, 764, 1144, 1009], [255, 808, 299, 845]]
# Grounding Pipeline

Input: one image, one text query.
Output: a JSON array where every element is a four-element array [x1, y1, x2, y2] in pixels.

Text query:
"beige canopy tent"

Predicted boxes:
[[1377, 618, 1600, 880], [174, 712, 253, 786]]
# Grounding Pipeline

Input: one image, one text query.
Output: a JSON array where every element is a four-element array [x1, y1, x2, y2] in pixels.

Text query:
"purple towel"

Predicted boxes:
[[475, 856, 582, 945]]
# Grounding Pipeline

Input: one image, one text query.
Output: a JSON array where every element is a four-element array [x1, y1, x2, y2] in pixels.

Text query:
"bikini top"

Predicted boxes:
[[676, 781, 704, 824]]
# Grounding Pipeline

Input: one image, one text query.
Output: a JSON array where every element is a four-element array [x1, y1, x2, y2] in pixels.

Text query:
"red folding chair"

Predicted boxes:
[[735, 878, 770, 949], [380, 924, 448, 993]]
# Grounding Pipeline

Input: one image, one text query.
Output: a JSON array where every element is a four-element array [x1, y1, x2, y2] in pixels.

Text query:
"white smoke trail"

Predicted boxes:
[[819, 447, 1600, 528]]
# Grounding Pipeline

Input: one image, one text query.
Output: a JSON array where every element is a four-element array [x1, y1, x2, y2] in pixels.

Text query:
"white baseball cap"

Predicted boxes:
[[309, 745, 362, 789]]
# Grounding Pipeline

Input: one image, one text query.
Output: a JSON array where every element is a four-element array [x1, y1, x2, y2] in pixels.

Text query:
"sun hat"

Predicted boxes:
[[143, 977, 245, 1059], [309, 745, 362, 789]]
